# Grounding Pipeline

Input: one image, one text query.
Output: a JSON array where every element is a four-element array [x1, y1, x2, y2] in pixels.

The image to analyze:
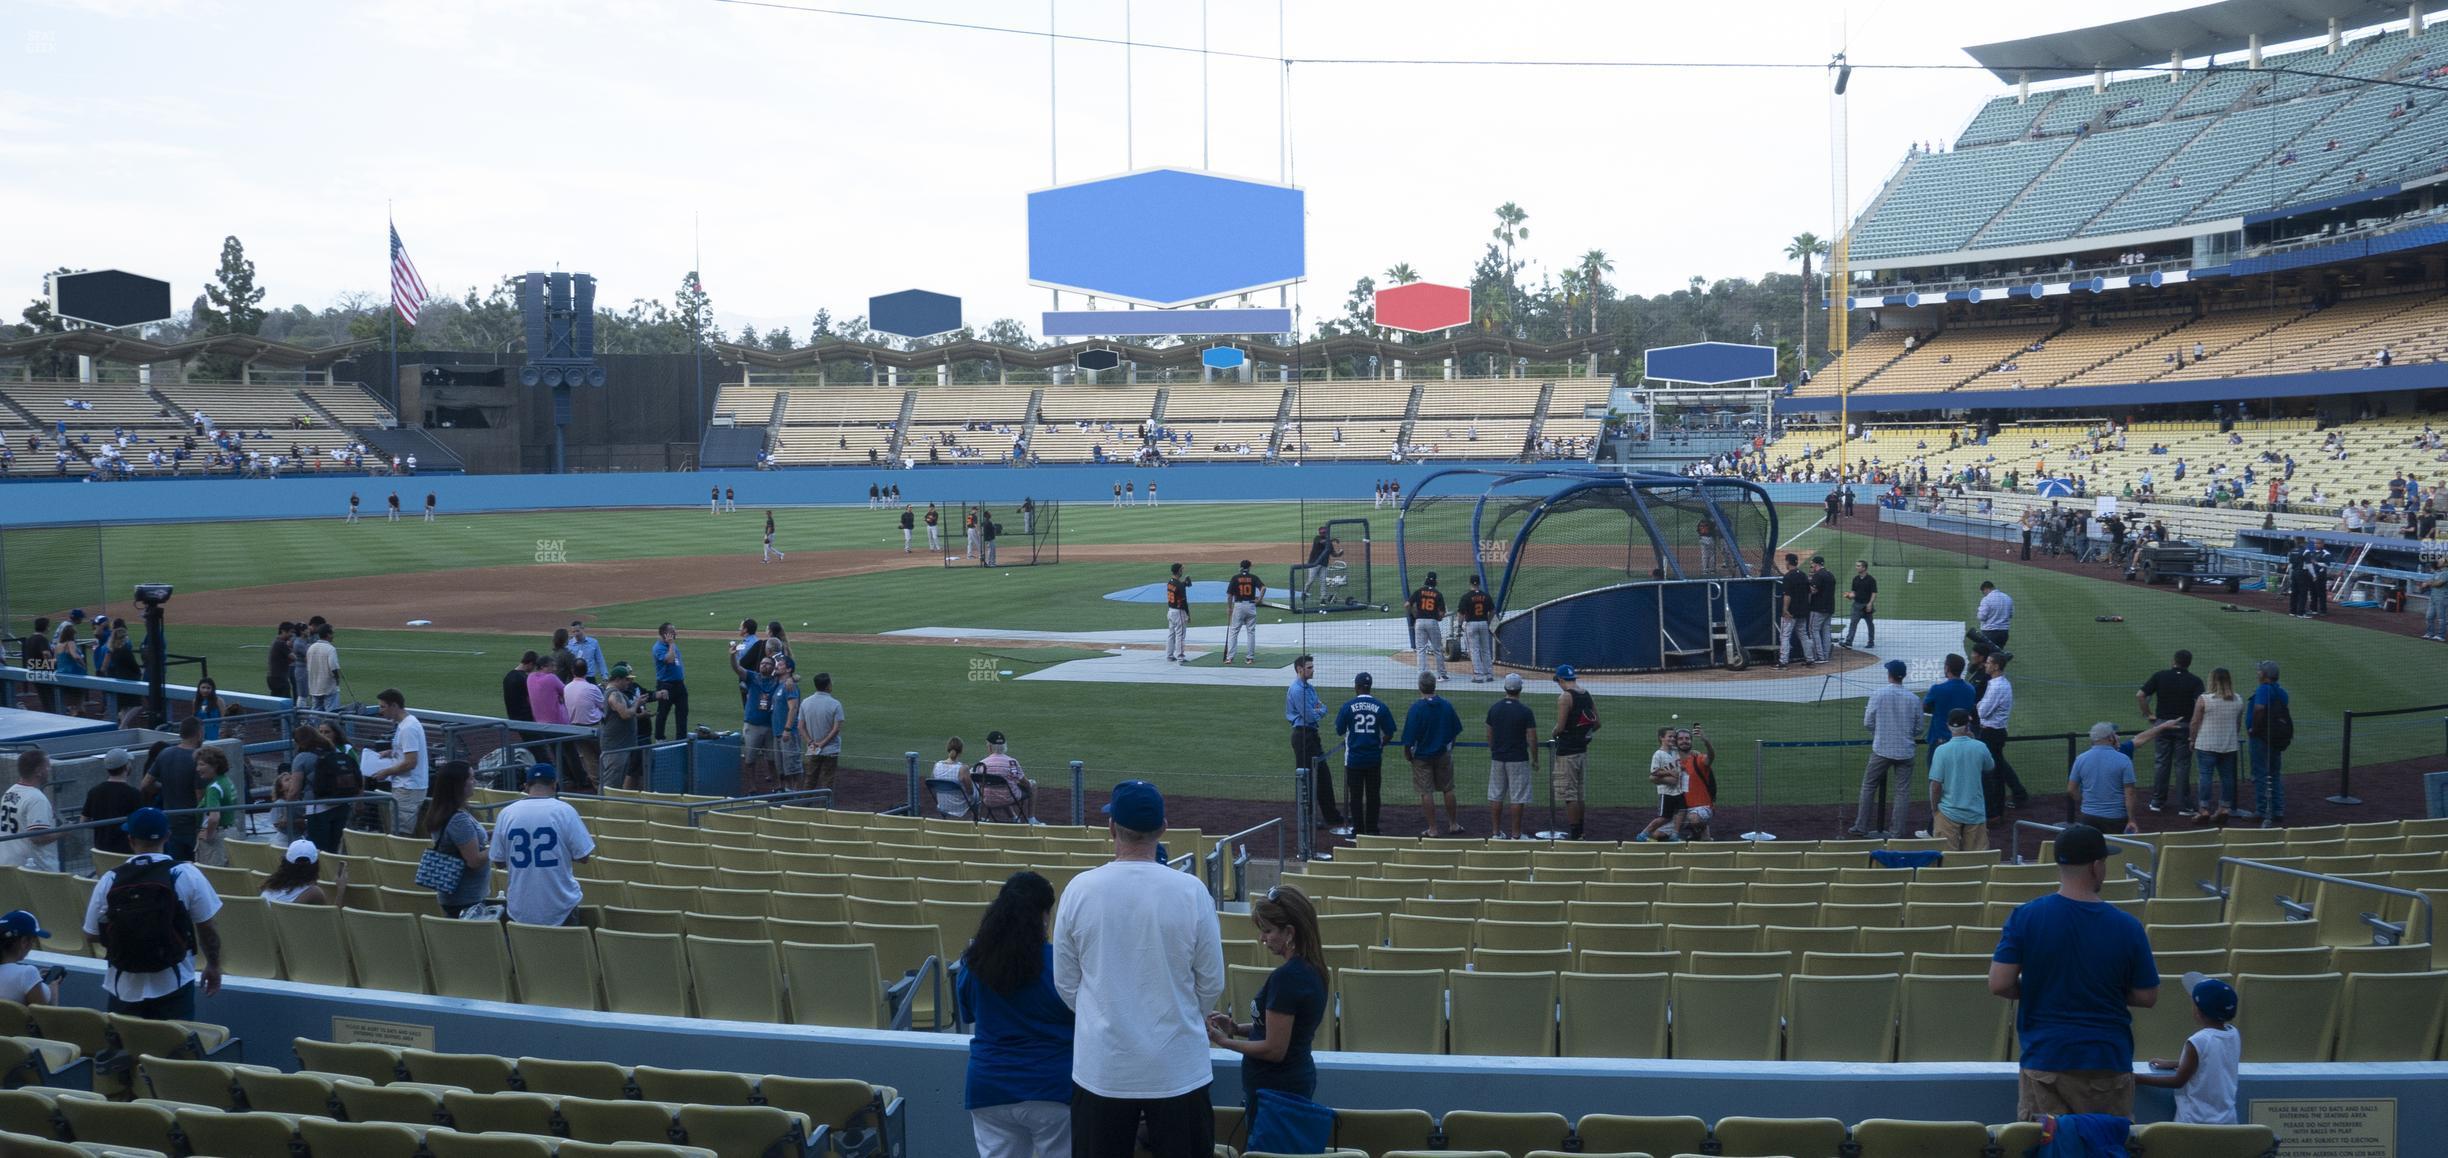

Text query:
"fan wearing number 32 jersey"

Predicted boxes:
[[489, 775, 597, 926]]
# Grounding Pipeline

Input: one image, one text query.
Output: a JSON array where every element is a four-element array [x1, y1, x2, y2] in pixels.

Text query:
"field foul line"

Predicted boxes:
[[1778, 516, 1826, 550]]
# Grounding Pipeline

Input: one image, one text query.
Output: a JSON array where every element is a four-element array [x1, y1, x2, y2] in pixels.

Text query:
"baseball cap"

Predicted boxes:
[[570, 619, 586, 628], [608, 662, 632, 679], [0, 909, 49, 940], [2054, 823, 2109, 865], [1104, 780, 1166, 832], [103, 747, 130, 771], [1354, 672, 1374, 690], [1555, 664, 1577, 681], [2256, 659, 2281, 680], [2182, 971, 2239, 1021], [525, 762, 560, 783], [986, 730, 1007, 746], [1884, 660, 1909, 680], [1502, 673, 1524, 692], [67, 609, 85, 622], [123, 807, 169, 841], [284, 838, 320, 864]]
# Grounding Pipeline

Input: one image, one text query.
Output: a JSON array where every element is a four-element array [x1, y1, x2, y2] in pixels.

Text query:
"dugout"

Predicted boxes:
[[1401, 469, 1782, 674]]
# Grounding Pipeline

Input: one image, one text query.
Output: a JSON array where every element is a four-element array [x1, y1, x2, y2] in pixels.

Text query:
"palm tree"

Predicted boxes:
[[1557, 268, 1587, 339], [1578, 249, 1613, 338], [1491, 202, 1530, 325], [1784, 232, 1830, 369], [1384, 263, 1421, 285]]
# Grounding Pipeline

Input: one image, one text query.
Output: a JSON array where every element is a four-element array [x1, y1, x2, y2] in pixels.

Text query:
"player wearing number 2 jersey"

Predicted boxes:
[[489, 766, 596, 926]]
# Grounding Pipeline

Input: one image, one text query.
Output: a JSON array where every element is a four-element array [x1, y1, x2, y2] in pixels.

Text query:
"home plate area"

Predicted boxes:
[[886, 618, 1968, 702]]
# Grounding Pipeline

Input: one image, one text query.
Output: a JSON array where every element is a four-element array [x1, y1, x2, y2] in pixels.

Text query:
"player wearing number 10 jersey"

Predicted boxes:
[[489, 765, 596, 926]]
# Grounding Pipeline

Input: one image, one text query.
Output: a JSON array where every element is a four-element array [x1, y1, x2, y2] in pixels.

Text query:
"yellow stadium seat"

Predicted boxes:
[[1785, 973, 1900, 1062], [1446, 970, 1557, 1057], [2234, 972, 2342, 1061], [594, 928, 693, 1017], [1898, 974, 2012, 1062], [1556, 971, 1668, 1058], [1333, 969, 1446, 1053], [1668, 974, 1781, 1060], [2335, 970, 2448, 1060]]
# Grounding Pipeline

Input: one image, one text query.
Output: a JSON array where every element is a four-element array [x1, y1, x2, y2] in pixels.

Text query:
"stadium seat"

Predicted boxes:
[[1784, 974, 1901, 1062], [1688, 951, 1794, 976], [1668, 974, 1782, 1060], [270, 896, 357, 984], [1470, 949, 1574, 974], [174, 1106, 304, 1157], [2127, 1121, 2280, 1158], [1849, 1118, 1991, 1158], [1388, 914, 1475, 950], [421, 916, 519, 1002], [780, 942, 892, 1029], [1764, 925, 1859, 958], [2131, 975, 2215, 1064], [517, 1058, 633, 1101], [335, 1079, 447, 1125], [209, 895, 287, 980], [2330, 944, 2433, 974], [1898, 975, 2013, 1062], [594, 929, 694, 1017], [1446, 970, 1557, 1057], [400, 1048, 517, 1093], [343, 908, 435, 995], [1569, 923, 1664, 954], [300, 1118, 427, 1158], [602, 907, 686, 936], [1799, 951, 1907, 977], [135, 1055, 243, 1109], [1368, 946, 1468, 973], [293, 1038, 400, 1084], [674, 1104, 810, 1158], [1712, 1116, 1847, 1158], [2235, 972, 2343, 1061], [1476, 921, 1568, 952], [105, 1013, 232, 1062], [55, 1097, 182, 1153], [1439, 1110, 1572, 1156], [1329, 1107, 1436, 1155], [1574, 950, 1681, 976], [506, 922, 606, 1011], [560, 1094, 681, 1145], [2334, 970, 2448, 1060], [439, 1089, 559, 1136], [2226, 922, 2320, 951], [2228, 947, 2332, 976], [685, 936, 787, 1022], [1574, 1114, 1706, 1157], [0, 1035, 87, 1090], [1334, 969, 1446, 1054]]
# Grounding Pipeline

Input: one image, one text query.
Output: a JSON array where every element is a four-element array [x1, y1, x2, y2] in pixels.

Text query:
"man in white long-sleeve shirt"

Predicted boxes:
[[1852, 660, 1923, 838], [1054, 780, 1226, 1158], [1976, 650, 2030, 824]]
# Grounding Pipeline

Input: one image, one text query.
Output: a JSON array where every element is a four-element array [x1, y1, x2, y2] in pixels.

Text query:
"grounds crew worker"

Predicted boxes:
[[1407, 572, 1449, 679], [1164, 563, 1192, 663], [1223, 560, 1266, 666], [1458, 575, 1496, 683]]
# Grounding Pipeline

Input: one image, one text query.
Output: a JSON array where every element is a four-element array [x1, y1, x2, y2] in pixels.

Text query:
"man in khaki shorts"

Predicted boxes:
[[1398, 672, 1464, 837], [1549, 665, 1600, 840], [1990, 824, 2161, 1120]]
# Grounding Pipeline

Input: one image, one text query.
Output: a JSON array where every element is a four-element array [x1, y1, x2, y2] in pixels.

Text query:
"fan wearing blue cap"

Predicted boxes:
[[2137, 971, 2241, 1124], [0, 907, 57, 1004], [80, 806, 225, 1018], [1988, 823, 2161, 1120], [1052, 781, 1227, 1156]]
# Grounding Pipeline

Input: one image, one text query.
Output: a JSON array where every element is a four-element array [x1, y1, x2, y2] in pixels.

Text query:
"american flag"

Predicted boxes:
[[390, 223, 431, 326]]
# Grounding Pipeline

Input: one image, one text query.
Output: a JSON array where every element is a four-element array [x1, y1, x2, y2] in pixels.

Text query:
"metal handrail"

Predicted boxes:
[[1206, 817, 1284, 905], [2011, 819, 2163, 897], [0, 793, 402, 842], [2217, 856, 2434, 946]]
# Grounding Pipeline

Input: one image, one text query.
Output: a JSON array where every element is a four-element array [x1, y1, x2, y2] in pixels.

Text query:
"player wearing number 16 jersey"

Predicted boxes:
[[489, 766, 595, 926]]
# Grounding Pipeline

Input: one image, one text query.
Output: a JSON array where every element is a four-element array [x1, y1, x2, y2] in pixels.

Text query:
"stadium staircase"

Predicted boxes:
[[360, 426, 465, 472], [0, 390, 37, 429], [1395, 381, 1425, 449], [1150, 386, 1171, 427], [1521, 381, 1556, 460], [766, 392, 788, 462], [143, 386, 181, 420], [292, 390, 350, 431], [1265, 384, 1294, 458], [2140, 309, 2311, 383], [1964, 138, 2086, 244], [883, 390, 916, 461]]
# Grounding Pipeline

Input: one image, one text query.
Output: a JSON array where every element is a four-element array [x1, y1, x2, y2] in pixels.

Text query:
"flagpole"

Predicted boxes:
[[387, 210, 398, 413]]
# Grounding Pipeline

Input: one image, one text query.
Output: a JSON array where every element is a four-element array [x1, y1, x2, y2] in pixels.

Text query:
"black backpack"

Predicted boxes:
[[2256, 697, 2295, 753], [101, 858, 194, 974], [314, 746, 363, 799]]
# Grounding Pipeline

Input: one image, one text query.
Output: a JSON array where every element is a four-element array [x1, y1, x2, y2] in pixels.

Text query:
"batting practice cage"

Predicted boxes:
[[1396, 469, 1782, 674]]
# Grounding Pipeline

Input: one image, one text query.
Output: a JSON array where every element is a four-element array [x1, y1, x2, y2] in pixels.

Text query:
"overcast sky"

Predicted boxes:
[[4, 0, 2324, 338]]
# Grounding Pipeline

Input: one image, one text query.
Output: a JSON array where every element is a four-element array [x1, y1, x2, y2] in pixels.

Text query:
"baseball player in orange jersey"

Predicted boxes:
[[1458, 574, 1496, 682], [1164, 563, 1192, 662], [924, 503, 941, 551], [963, 507, 980, 558], [1407, 573, 1449, 678], [1223, 560, 1267, 664]]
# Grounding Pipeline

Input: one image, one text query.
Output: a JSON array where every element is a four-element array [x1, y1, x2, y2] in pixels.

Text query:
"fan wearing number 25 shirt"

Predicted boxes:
[[489, 765, 596, 926]]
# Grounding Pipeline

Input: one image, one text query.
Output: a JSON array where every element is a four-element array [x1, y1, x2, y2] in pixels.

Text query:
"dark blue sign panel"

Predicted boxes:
[[869, 289, 963, 339], [49, 269, 172, 328], [1028, 168, 1305, 307], [1042, 308, 1291, 337], [1075, 349, 1122, 372], [1643, 341, 1778, 385], [1201, 345, 1246, 370]]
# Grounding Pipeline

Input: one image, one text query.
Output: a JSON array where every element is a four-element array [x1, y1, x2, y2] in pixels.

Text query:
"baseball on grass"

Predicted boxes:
[[1671, 713, 1680, 719]]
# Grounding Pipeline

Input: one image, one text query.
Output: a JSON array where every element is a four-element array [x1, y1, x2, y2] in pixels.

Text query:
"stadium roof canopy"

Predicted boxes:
[[718, 332, 1612, 372], [0, 330, 374, 369], [1964, 0, 2412, 82]]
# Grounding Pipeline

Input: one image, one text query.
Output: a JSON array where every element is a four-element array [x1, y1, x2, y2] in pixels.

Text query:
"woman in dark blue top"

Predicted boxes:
[[1207, 885, 1330, 1128], [956, 871, 1075, 1158]]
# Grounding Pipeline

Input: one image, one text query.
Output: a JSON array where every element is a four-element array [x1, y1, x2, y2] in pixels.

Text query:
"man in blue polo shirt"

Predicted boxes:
[[1991, 824, 2160, 1120]]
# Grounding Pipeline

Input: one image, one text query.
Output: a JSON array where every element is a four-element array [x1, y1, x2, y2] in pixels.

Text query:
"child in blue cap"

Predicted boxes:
[[0, 908, 57, 1004], [2137, 970, 2241, 1124]]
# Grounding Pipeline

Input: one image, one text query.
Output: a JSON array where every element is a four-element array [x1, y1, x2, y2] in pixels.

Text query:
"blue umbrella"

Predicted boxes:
[[2036, 477, 2074, 497]]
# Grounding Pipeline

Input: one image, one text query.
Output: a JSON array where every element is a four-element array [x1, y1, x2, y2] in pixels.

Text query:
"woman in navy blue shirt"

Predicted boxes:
[[1208, 885, 1330, 1128], [956, 871, 1075, 1158]]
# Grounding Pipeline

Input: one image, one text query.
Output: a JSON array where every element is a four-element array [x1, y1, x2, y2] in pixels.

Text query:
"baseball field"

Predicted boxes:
[[7, 498, 2442, 831]]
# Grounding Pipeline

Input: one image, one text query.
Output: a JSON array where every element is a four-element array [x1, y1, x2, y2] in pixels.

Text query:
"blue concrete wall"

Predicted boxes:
[[41, 955, 2447, 1157], [0, 465, 1843, 528]]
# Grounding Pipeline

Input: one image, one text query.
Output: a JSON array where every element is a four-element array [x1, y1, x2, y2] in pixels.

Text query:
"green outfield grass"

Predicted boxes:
[[14, 503, 2442, 810]]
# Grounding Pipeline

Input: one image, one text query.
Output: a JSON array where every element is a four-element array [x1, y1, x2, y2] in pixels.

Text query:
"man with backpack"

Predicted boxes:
[[2245, 661, 2292, 828], [1551, 666, 1601, 841], [80, 807, 222, 1019]]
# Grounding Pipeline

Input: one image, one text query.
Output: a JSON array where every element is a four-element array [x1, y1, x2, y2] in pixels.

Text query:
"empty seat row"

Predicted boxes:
[[1226, 1107, 2275, 1158]]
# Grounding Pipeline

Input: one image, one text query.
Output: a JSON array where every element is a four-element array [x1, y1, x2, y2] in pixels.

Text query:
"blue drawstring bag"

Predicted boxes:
[[1870, 849, 1944, 869], [1247, 1089, 1334, 1154]]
